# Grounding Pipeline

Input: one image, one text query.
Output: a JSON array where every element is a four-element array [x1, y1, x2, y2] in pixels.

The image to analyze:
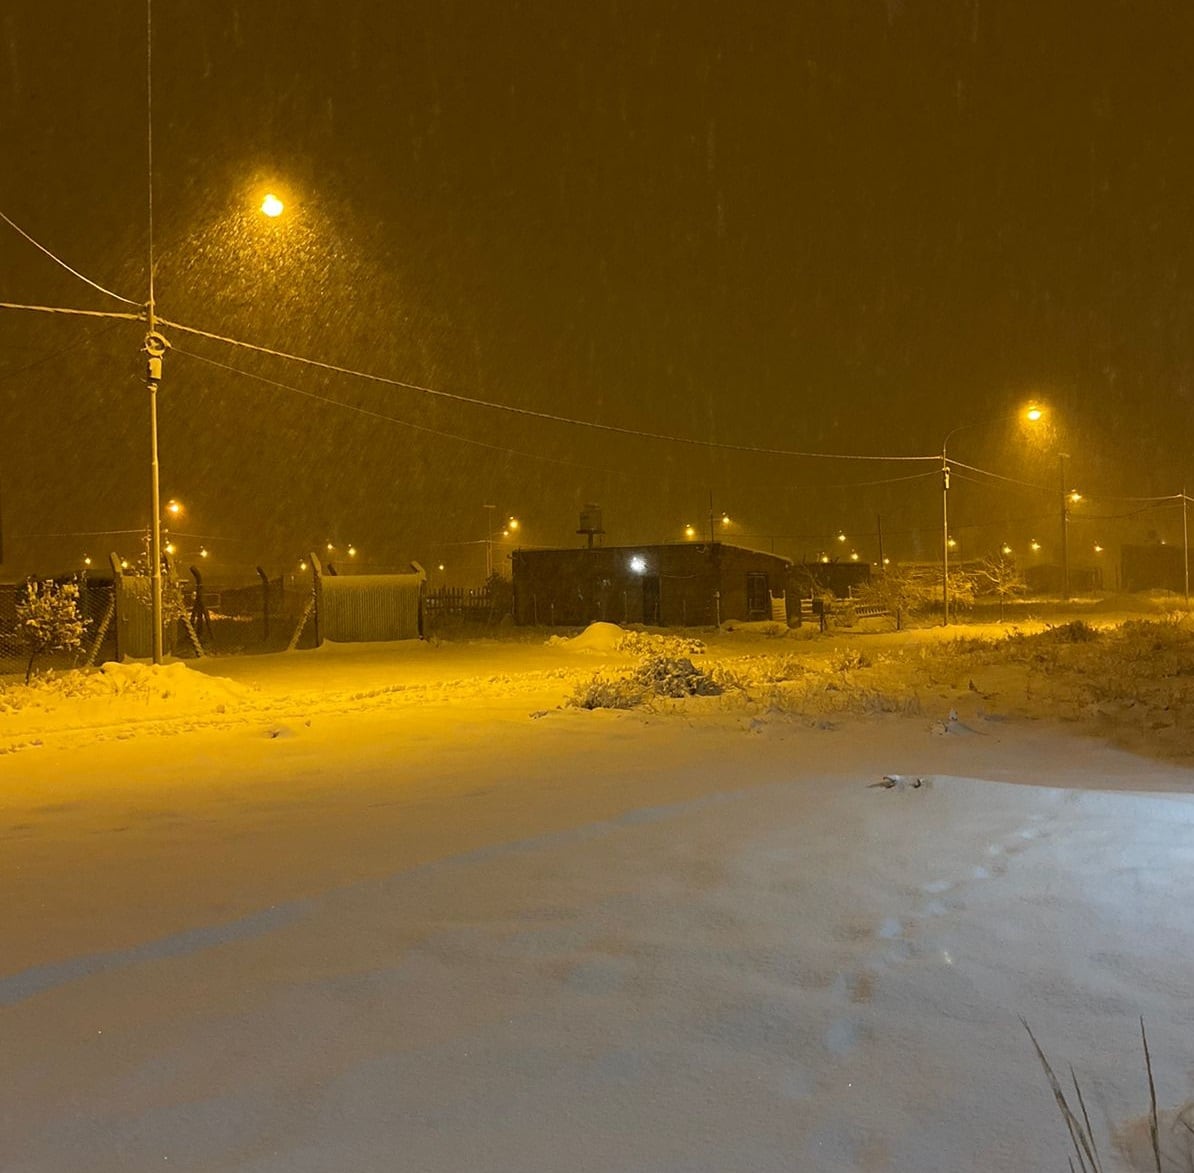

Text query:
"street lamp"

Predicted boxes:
[[941, 403, 1045, 625], [260, 193, 285, 218]]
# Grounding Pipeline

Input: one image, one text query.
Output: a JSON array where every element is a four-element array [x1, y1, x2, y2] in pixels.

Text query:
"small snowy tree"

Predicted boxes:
[[852, 564, 937, 630], [975, 555, 1026, 621], [15, 578, 90, 683]]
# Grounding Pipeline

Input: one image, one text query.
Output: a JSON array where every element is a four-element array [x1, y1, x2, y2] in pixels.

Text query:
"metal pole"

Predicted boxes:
[[145, 324, 168, 665], [876, 513, 885, 572], [941, 452, 950, 625], [1184, 487, 1190, 610], [483, 504, 494, 579], [1059, 453, 1070, 601]]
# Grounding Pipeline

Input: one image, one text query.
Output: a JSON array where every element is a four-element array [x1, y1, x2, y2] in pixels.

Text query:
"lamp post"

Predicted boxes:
[[941, 404, 1044, 626]]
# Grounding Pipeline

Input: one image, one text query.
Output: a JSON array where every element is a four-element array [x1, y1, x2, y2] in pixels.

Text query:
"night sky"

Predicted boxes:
[[3, 1, 1194, 581]]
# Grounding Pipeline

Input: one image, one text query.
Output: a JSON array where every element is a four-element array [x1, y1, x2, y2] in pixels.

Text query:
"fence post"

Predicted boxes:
[[257, 566, 271, 641]]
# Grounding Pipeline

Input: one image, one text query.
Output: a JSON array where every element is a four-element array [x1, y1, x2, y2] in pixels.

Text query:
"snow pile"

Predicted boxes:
[[547, 621, 625, 651], [548, 622, 706, 658], [0, 661, 257, 750]]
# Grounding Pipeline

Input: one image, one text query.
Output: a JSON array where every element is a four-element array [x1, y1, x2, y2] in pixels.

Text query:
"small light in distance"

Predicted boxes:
[[1001, 543, 1013, 555], [684, 524, 696, 539], [819, 553, 830, 564], [850, 551, 860, 562], [1094, 543, 1104, 554], [299, 559, 308, 571], [629, 555, 647, 574], [947, 537, 958, 550], [165, 541, 176, 555], [1068, 489, 1082, 504], [347, 545, 357, 557], [1030, 539, 1041, 552], [261, 193, 285, 217], [120, 558, 129, 570], [1025, 405, 1044, 422], [199, 547, 209, 559], [83, 554, 91, 567], [837, 532, 847, 543], [720, 513, 731, 527], [166, 499, 183, 517], [507, 517, 520, 531]]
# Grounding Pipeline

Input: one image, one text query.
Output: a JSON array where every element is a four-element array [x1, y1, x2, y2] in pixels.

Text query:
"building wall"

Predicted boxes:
[[512, 544, 791, 627]]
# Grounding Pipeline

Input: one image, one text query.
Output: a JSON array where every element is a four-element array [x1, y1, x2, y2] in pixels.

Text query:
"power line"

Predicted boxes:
[[0, 301, 142, 321], [0, 209, 143, 308], [174, 344, 943, 494], [159, 316, 938, 464]]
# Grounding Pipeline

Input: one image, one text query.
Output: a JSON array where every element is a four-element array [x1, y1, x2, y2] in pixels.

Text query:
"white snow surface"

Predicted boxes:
[[2, 623, 1193, 1172]]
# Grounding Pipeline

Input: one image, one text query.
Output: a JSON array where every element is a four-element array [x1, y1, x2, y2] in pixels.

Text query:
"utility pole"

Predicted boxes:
[[876, 513, 885, 571], [1059, 453, 1070, 601], [941, 454, 951, 625], [483, 503, 495, 579], [1184, 487, 1190, 611], [145, 323, 168, 665]]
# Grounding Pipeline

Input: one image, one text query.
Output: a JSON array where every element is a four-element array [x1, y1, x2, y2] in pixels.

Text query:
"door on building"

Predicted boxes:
[[642, 575, 661, 625], [746, 572, 770, 620]]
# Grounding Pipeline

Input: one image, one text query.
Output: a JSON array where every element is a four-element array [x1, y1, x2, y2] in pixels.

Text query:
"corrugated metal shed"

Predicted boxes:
[[314, 558, 426, 643]]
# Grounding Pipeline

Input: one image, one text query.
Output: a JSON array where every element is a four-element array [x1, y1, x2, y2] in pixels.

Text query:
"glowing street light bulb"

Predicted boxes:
[[850, 551, 860, 561], [1030, 539, 1041, 552], [507, 517, 520, 531], [819, 553, 830, 564], [83, 554, 91, 567], [947, 537, 958, 550], [1026, 405, 1043, 422], [347, 545, 357, 557], [261, 193, 285, 217], [1093, 543, 1104, 554], [684, 524, 696, 539], [165, 498, 183, 517], [1068, 489, 1082, 504], [837, 532, 847, 543], [629, 555, 647, 574], [721, 513, 731, 527], [165, 541, 176, 555], [1001, 543, 1013, 556], [299, 559, 308, 571], [199, 547, 209, 558], [326, 542, 335, 552]]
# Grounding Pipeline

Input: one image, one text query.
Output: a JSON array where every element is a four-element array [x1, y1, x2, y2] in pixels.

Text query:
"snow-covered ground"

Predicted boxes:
[[2, 619, 1193, 1171]]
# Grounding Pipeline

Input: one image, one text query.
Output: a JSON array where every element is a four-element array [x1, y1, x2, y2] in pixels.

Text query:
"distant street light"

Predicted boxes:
[[260, 193, 285, 218], [684, 524, 696, 539]]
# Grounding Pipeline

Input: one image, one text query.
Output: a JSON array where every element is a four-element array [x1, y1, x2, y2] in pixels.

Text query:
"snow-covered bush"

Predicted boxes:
[[829, 647, 871, 673], [616, 630, 707, 657], [568, 653, 721, 709], [567, 674, 648, 710], [633, 655, 721, 698], [14, 578, 90, 683]]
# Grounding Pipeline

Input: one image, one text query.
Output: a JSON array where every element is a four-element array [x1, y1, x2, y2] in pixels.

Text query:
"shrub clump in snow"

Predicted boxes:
[[615, 630, 707, 657], [568, 653, 721, 710]]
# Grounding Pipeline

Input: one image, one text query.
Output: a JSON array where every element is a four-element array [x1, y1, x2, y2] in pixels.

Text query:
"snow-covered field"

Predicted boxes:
[[2, 618, 1193, 1171]]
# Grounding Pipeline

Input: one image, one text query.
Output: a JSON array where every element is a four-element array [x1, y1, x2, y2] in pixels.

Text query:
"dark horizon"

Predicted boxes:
[[3, 2, 1193, 582]]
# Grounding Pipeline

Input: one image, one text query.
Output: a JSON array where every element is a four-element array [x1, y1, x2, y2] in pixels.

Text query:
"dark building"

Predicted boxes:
[[511, 542, 793, 627], [1120, 544, 1187, 594]]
